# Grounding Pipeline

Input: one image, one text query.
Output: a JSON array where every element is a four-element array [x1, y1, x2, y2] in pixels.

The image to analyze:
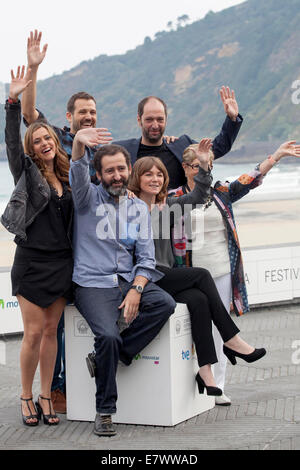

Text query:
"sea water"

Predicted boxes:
[[212, 161, 300, 203], [1, 159, 300, 215]]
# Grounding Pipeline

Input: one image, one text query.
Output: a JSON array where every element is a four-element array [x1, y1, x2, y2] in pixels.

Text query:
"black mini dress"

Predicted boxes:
[[11, 184, 73, 308]]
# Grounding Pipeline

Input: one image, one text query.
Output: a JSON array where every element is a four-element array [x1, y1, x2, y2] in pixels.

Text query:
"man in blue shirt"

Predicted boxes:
[[70, 129, 176, 436]]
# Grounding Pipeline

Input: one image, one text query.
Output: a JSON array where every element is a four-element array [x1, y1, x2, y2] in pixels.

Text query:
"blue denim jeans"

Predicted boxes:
[[51, 312, 65, 393], [74, 278, 175, 415]]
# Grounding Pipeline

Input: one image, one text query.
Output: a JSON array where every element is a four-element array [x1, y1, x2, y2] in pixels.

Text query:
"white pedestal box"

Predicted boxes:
[[65, 304, 215, 426]]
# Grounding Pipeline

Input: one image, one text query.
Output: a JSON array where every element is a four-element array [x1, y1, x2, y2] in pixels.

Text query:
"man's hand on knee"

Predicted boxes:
[[118, 290, 141, 325]]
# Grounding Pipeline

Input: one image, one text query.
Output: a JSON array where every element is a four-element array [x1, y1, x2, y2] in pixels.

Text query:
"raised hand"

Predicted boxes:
[[76, 128, 113, 147], [219, 86, 239, 121], [273, 140, 300, 161], [191, 138, 213, 170], [9, 66, 32, 101], [27, 30, 48, 68], [72, 128, 113, 161]]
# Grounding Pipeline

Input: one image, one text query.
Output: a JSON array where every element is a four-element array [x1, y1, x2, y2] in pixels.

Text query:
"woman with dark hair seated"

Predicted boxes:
[[128, 139, 267, 396]]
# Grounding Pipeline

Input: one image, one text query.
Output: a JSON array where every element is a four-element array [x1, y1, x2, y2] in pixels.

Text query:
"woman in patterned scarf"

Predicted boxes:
[[169, 139, 300, 405]]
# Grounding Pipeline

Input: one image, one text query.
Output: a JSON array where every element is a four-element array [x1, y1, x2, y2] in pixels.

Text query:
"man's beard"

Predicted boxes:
[[72, 118, 96, 134], [142, 126, 164, 144], [102, 178, 128, 197]]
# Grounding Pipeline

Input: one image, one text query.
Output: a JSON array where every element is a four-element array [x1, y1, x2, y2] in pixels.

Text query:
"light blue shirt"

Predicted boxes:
[[70, 153, 163, 288]]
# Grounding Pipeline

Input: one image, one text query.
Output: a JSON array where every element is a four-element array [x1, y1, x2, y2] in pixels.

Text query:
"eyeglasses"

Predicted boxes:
[[185, 163, 200, 170]]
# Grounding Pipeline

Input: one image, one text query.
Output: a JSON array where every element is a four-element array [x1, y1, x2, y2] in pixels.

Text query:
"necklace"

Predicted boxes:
[[203, 193, 213, 211], [184, 184, 213, 211]]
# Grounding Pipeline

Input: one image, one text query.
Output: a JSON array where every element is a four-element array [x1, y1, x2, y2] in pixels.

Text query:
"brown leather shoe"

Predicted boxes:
[[51, 389, 66, 414], [94, 413, 116, 437]]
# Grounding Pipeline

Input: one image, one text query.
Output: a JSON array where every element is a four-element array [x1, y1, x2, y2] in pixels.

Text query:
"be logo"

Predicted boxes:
[[182, 350, 190, 360]]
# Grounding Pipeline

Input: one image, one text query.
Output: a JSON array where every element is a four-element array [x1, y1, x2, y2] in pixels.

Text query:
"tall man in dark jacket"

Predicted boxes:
[[116, 88, 242, 189]]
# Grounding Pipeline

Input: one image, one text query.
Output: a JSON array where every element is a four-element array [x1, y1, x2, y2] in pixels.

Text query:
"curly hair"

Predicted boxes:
[[128, 156, 169, 203], [24, 122, 70, 186]]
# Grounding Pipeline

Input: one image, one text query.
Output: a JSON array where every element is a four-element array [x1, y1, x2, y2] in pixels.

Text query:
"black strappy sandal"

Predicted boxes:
[[35, 395, 60, 425], [20, 397, 39, 426]]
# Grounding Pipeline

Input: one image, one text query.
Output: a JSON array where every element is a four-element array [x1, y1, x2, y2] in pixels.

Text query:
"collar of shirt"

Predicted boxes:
[[62, 126, 74, 137]]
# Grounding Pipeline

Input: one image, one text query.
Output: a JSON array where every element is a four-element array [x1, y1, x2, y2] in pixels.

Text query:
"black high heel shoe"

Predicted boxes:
[[20, 397, 39, 426], [223, 345, 266, 365], [195, 374, 222, 396], [35, 395, 60, 425]]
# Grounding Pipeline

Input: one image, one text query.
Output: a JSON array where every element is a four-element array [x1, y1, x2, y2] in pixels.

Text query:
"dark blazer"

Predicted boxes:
[[1, 101, 51, 240], [116, 114, 243, 168], [1, 101, 73, 243]]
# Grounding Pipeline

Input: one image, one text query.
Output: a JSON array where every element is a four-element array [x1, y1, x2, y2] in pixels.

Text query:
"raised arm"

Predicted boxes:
[[6, 66, 32, 184], [260, 141, 300, 173], [219, 86, 239, 122], [167, 139, 213, 208], [225, 140, 300, 203], [211, 86, 243, 160], [21, 30, 48, 124], [70, 128, 112, 208]]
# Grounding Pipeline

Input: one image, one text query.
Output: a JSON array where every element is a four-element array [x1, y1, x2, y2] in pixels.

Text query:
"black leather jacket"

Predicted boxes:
[[1, 100, 73, 244]]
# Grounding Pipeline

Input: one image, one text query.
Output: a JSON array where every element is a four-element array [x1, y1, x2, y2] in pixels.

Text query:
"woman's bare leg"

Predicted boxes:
[[39, 297, 66, 423], [18, 295, 44, 423]]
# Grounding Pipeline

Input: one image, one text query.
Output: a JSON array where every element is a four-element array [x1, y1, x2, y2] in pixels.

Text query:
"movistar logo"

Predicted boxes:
[[134, 353, 159, 364], [0, 298, 19, 309]]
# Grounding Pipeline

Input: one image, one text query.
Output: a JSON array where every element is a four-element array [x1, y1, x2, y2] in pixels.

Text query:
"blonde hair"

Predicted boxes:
[[128, 157, 169, 203], [24, 122, 70, 186], [183, 143, 215, 168]]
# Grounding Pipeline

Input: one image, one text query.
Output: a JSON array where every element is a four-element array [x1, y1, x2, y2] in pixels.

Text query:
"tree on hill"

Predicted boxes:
[[177, 14, 190, 28]]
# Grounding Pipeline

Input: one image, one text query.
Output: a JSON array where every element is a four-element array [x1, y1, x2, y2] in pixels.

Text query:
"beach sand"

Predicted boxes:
[[0, 199, 299, 267], [234, 199, 300, 248]]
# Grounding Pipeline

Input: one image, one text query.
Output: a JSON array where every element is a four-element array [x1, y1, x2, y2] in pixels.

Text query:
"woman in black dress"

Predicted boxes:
[[2, 67, 73, 426]]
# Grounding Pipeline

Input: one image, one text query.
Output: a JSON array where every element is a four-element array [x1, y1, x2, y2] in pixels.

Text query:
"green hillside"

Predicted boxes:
[[1, 0, 300, 155]]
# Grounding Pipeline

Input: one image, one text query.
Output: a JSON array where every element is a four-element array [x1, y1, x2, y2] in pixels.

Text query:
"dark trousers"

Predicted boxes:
[[74, 278, 176, 415], [156, 267, 240, 367], [51, 312, 65, 393]]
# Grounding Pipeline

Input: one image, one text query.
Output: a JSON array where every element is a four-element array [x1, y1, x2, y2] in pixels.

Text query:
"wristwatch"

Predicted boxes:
[[130, 285, 144, 294]]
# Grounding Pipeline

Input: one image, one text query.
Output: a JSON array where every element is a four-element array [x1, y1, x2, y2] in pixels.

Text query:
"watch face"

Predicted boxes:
[[136, 285, 143, 293]]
